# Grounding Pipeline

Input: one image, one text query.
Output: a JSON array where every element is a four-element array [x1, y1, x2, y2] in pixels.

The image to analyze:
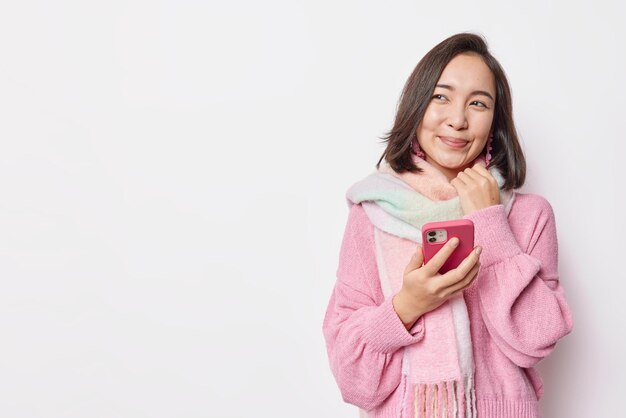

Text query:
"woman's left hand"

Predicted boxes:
[[451, 163, 501, 215]]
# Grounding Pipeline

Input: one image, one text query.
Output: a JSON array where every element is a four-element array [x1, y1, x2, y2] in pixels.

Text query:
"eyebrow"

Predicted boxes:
[[435, 84, 495, 101]]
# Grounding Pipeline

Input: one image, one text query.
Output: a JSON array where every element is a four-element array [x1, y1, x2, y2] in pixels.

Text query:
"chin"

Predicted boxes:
[[434, 156, 470, 170]]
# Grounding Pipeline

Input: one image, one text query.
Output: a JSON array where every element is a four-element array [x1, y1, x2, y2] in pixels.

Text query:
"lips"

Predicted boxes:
[[439, 136, 469, 149]]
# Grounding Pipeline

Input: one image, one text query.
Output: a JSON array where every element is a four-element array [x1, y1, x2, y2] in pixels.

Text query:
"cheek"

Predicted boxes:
[[422, 107, 444, 129], [469, 115, 493, 149], [472, 138, 488, 153], [473, 113, 494, 135]]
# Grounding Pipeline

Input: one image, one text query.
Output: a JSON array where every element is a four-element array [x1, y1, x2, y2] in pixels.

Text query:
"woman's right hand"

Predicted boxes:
[[392, 237, 482, 330]]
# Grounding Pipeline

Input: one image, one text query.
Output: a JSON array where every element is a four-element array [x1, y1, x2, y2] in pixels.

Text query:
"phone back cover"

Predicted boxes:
[[422, 219, 474, 274]]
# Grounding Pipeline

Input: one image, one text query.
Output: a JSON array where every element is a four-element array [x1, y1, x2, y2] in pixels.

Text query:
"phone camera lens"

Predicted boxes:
[[428, 231, 436, 237], [428, 237, 436, 243]]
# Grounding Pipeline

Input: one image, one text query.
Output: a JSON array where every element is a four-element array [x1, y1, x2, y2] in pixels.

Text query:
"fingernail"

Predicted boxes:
[[475, 246, 482, 255], [450, 237, 459, 247]]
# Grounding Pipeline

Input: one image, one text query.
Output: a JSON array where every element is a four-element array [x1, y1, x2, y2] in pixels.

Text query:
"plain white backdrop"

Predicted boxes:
[[0, 0, 624, 417]]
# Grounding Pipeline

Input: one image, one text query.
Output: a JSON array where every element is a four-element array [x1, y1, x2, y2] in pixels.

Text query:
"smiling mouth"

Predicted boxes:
[[439, 136, 469, 149]]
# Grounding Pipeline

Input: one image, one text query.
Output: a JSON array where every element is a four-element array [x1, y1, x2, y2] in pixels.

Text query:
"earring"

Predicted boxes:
[[484, 134, 494, 166], [411, 138, 425, 158]]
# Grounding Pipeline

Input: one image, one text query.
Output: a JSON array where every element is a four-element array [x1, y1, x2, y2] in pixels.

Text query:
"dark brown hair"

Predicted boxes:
[[376, 32, 526, 190]]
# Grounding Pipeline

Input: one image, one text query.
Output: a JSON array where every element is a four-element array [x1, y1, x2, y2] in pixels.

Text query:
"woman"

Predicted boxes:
[[322, 33, 573, 418]]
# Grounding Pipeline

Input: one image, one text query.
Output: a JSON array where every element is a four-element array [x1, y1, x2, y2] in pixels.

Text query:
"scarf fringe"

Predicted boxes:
[[412, 375, 476, 418]]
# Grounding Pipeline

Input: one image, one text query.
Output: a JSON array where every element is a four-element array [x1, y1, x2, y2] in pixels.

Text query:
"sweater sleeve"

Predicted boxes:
[[463, 197, 573, 368], [322, 204, 424, 411]]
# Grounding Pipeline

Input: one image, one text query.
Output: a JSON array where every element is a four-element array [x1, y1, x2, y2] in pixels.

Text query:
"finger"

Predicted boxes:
[[442, 262, 480, 298], [450, 176, 466, 193], [462, 168, 492, 190], [456, 171, 476, 186], [423, 237, 459, 275], [456, 246, 482, 276], [472, 164, 496, 182], [439, 246, 482, 287], [471, 165, 500, 194], [452, 172, 468, 185], [443, 264, 480, 298], [404, 244, 424, 275], [462, 167, 486, 182]]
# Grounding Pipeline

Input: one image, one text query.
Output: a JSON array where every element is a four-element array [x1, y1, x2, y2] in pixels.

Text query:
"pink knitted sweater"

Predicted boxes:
[[322, 194, 573, 417]]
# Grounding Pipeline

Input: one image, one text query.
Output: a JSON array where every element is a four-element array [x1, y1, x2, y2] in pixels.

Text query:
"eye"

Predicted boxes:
[[471, 100, 488, 108], [432, 94, 447, 101]]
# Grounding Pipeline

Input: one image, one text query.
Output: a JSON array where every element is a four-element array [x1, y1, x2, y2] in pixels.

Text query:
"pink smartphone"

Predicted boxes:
[[422, 219, 474, 274]]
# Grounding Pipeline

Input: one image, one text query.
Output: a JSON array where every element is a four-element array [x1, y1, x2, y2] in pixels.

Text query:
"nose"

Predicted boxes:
[[446, 104, 468, 130]]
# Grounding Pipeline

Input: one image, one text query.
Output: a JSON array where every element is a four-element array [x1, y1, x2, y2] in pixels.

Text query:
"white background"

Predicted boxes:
[[0, 0, 623, 417]]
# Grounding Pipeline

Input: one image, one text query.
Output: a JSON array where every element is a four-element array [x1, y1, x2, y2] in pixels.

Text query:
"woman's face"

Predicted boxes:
[[416, 53, 496, 180]]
